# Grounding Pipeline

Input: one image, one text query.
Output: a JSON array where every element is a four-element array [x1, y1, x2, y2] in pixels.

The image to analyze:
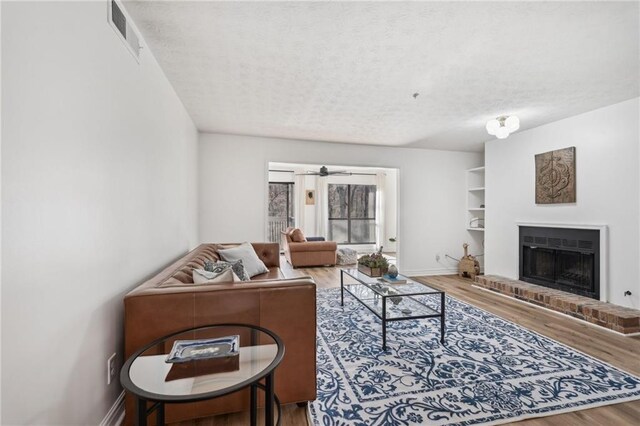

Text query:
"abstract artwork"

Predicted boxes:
[[306, 190, 316, 205], [535, 147, 576, 204]]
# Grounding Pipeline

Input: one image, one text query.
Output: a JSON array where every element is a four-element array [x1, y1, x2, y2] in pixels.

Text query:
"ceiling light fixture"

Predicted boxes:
[[486, 115, 520, 139]]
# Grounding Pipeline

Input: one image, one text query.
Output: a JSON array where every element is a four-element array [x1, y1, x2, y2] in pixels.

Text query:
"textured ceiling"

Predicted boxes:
[[124, 1, 639, 152]]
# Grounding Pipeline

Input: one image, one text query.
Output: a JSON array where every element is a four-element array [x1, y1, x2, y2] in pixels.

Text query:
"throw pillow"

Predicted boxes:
[[217, 242, 269, 278], [192, 267, 235, 284], [290, 228, 306, 242], [203, 259, 217, 272], [214, 260, 251, 282]]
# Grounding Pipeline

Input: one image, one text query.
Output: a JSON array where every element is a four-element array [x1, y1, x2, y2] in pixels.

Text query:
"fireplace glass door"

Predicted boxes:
[[556, 250, 594, 293], [522, 247, 555, 283], [522, 246, 596, 297]]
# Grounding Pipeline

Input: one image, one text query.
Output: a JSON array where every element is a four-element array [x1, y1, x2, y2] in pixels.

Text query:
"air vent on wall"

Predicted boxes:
[[578, 240, 594, 250], [548, 238, 562, 248], [108, 0, 141, 61]]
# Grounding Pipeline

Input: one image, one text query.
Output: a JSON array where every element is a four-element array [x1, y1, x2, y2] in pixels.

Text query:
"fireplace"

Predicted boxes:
[[519, 226, 599, 299]]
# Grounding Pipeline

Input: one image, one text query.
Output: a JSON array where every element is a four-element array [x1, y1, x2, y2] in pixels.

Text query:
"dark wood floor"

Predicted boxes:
[[173, 260, 640, 425]]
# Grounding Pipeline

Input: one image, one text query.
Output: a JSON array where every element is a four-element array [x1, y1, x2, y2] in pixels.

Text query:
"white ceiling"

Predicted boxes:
[[124, 1, 639, 152]]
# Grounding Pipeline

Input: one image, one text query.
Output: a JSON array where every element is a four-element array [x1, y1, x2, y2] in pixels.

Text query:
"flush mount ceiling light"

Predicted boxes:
[[486, 115, 520, 139]]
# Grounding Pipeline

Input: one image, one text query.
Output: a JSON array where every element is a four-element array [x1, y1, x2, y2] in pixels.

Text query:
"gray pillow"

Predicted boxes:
[[217, 242, 269, 278], [204, 259, 250, 282]]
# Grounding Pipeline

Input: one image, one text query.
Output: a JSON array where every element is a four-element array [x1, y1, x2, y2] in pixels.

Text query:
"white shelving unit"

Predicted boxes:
[[466, 166, 485, 272], [466, 167, 485, 232]]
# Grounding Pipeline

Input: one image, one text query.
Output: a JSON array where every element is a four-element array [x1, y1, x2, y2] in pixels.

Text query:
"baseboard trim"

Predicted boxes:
[[100, 391, 125, 426], [404, 268, 458, 276]]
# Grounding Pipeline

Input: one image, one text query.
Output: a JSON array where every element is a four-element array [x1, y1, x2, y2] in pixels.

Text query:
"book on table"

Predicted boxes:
[[380, 274, 407, 284]]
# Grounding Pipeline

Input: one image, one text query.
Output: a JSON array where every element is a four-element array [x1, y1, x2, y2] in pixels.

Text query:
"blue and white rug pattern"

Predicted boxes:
[[309, 287, 640, 425]]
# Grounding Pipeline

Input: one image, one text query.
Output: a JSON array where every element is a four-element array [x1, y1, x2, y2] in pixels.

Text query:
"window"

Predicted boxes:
[[268, 182, 295, 242], [328, 184, 376, 244]]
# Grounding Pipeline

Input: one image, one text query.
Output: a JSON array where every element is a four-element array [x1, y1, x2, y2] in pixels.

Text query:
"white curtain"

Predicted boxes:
[[315, 178, 328, 239], [294, 171, 306, 232], [375, 172, 386, 250]]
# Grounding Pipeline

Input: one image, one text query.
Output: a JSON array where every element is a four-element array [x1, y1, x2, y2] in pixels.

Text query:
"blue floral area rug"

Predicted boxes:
[[309, 287, 640, 425]]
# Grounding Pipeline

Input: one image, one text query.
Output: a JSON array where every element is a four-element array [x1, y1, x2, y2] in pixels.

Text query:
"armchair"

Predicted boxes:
[[281, 228, 337, 267]]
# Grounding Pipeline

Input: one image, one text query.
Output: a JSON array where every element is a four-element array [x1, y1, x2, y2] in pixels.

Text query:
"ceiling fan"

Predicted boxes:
[[296, 166, 352, 177]]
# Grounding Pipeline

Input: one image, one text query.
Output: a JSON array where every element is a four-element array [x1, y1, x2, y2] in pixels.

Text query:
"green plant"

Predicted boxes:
[[358, 250, 389, 269]]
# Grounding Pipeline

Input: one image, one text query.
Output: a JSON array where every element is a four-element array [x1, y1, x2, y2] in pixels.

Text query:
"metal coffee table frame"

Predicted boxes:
[[120, 323, 284, 426], [340, 269, 446, 350]]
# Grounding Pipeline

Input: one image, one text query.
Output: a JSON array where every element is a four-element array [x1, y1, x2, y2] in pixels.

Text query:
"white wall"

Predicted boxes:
[[0, 2, 3, 420], [385, 171, 398, 252], [303, 175, 317, 235], [485, 97, 639, 308], [1, 2, 198, 424], [200, 133, 482, 275]]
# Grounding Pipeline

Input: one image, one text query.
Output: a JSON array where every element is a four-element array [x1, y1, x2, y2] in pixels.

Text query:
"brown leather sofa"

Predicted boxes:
[[123, 243, 316, 425], [281, 230, 337, 267]]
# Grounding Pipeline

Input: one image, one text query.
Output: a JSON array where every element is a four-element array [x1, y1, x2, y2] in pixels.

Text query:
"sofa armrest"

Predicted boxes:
[[288, 241, 337, 252]]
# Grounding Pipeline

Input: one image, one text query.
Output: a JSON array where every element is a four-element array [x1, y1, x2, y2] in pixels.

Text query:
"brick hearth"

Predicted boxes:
[[475, 275, 640, 334]]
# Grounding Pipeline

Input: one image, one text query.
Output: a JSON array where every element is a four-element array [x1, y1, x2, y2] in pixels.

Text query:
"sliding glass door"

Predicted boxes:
[[268, 182, 295, 242]]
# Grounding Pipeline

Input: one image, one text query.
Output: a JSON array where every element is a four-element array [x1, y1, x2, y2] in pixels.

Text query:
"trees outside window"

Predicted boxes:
[[328, 184, 376, 244], [268, 182, 294, 242]]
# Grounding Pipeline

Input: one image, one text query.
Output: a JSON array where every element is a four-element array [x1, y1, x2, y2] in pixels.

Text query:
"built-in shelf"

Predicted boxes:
[[466, 166, 486, 244]]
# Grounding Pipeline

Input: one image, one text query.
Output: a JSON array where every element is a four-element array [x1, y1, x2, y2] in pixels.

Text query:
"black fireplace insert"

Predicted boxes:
[[519, 226, 599, 300]]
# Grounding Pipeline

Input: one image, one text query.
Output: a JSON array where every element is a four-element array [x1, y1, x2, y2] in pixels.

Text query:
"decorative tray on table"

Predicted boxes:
[[165, 335, 240, 363]]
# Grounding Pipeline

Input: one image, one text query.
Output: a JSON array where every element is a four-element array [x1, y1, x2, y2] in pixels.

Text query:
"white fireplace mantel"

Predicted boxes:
[[515, 221, 609, 302]]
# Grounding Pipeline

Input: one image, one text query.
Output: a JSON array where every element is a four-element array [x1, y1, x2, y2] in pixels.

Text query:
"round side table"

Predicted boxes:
[[120, 323, 285, 426]]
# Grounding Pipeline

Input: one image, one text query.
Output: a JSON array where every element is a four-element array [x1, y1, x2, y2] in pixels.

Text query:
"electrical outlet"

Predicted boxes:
[[107, 353, 117, 385], [435, 254, 441, 262]]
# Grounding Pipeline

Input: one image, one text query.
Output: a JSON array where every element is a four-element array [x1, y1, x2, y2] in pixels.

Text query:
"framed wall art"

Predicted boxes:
[[535, 146, 576, 204], [305, 190, 315, 205]]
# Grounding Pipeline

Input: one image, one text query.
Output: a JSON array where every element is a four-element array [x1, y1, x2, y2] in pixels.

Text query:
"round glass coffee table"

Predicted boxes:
[[120, 323, 285, 426]]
